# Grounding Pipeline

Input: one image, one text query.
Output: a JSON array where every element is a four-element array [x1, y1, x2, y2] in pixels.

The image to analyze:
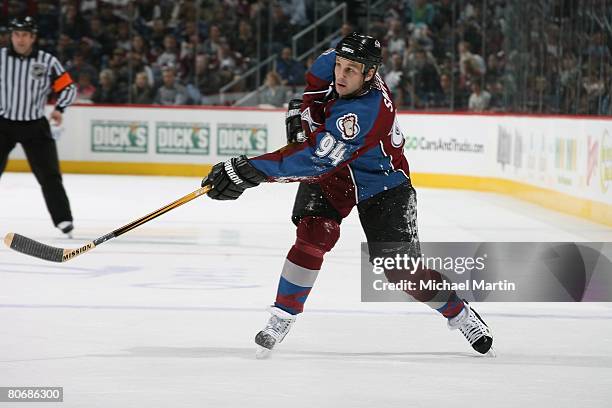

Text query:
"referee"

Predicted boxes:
[[0, 17, 77, 236]]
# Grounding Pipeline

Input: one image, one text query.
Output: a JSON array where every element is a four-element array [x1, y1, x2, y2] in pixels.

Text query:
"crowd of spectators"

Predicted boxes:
[[1, 0, 611, 115], [373, 0, 612, 114], [2, 0, 316, 106]]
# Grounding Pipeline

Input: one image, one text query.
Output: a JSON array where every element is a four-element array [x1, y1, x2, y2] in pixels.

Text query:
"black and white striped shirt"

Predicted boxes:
[[0, 47, 77, 121]]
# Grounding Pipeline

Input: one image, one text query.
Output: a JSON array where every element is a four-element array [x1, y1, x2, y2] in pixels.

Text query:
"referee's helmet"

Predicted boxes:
[[9, 16, 38, 34]]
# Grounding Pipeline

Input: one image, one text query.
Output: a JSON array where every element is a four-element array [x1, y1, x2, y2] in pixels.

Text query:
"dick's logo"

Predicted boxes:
[[91, 120, 148, 153], [156, 122, 210, 155], [217, 124, 267, 156]]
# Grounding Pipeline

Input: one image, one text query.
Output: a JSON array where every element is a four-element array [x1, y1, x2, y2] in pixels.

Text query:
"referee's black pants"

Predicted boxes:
[[0, 117, 73, 226]]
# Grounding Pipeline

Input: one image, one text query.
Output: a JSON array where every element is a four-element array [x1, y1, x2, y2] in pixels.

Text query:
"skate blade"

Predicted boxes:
[[485, 346, 497, 358], [255, 346, 272, 359]]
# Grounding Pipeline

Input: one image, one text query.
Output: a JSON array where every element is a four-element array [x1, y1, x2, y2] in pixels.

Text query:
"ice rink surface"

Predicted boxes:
[[1, 172, 611, 408]]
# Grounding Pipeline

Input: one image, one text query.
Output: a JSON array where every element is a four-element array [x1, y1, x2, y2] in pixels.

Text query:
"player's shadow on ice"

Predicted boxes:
[[122, 346, 476, 360]]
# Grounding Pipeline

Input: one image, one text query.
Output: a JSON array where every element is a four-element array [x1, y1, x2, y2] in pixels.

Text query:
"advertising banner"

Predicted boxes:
[[8, 107, 612, 210]]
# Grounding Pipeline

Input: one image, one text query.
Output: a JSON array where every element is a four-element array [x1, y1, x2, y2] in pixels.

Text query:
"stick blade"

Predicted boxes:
[[4, 232, 65, 262]]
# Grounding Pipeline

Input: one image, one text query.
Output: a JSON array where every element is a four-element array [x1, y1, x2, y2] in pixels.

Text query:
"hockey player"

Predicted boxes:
[[202, 33, 494, 358]]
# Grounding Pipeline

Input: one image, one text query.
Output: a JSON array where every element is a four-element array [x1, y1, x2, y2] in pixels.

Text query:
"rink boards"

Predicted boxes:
[[5, 105, 612, 225]]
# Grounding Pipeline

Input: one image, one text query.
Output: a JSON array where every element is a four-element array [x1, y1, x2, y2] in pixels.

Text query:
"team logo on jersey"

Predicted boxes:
[[336, 113, 360, 140], [30, 63, 45, 80]]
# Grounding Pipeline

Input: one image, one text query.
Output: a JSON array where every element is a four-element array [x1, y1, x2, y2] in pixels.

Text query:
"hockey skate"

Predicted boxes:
[[255, 306, 296, 359], [448, 301, 495, 356], [56, 221, 74, 239]]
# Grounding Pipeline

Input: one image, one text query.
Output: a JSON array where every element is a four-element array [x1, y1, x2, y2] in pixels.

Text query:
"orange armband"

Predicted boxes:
[[52, 72, 74, 93]]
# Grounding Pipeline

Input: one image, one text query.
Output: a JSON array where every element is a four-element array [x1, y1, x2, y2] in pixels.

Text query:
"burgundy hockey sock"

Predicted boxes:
[[274, 217, 339, 314], [436, 291, 465, 318], [274, 244, 322, 314], [385, 266, 465, 318]]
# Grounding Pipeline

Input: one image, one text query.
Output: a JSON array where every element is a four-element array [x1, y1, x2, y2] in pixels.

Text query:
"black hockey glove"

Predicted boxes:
[[201, 155, 266, 200], [285, 99, 306, 144]]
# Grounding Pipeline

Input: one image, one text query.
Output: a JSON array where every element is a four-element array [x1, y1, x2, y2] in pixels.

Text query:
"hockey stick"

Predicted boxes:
[[3, 185, 211, 263]]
